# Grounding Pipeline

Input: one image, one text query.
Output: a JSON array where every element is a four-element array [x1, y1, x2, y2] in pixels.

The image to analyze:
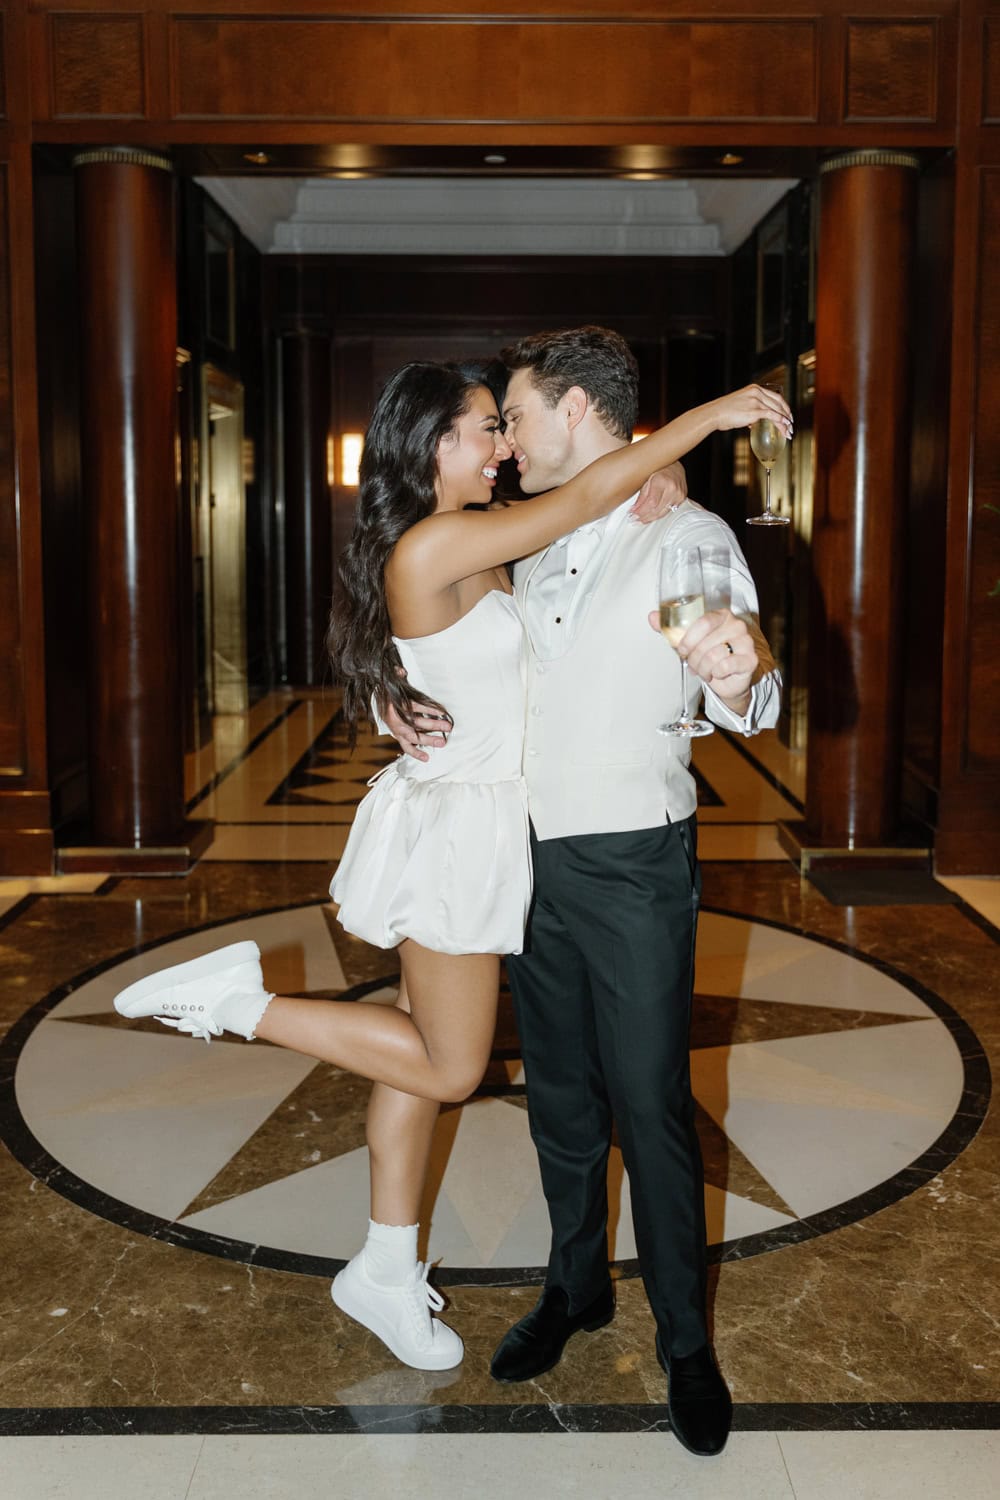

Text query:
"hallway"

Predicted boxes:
[[0, 696, 997, 1496]]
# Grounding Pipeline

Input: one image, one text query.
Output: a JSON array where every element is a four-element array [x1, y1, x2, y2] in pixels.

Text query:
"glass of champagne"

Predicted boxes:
[[747, 407, 791, 527], [698, 543, 732, 614], [657, 545, 714, 738]]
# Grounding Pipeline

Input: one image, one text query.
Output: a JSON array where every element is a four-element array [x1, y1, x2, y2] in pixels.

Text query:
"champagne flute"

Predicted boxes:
[[698, 543, 732, 613], [747, 407, 791, 527], [657, 545, 714, 738]]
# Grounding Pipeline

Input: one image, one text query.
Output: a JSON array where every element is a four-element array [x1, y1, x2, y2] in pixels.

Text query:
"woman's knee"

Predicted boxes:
[[433, 1056, 489, 1104]]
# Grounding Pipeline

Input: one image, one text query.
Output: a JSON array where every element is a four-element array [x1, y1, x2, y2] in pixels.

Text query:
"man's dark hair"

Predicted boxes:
[[500, 326, 639, 441]]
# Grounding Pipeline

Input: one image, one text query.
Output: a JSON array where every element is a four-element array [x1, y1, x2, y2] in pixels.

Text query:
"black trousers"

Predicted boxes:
[[506, 816, 708, 1358]]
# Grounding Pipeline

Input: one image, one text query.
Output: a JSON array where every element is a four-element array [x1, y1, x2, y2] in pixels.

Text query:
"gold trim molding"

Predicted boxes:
[[71, 148, 173, 173], [820, 150, 921, 175]]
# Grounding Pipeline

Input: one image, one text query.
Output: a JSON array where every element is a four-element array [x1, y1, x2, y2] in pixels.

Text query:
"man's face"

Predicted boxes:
[[502, 367, 578, 494]]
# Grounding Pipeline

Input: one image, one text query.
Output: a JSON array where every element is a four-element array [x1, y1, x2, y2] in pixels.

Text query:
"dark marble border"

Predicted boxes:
[[184, 699, 304, 814], [717, 729, 805, 814], [954, 896, 1000, 947], [0, 903, 990, 1289], [265, 706, 347, 805], [0, 1401, 997, 1438], [0, 894, 38, 935]]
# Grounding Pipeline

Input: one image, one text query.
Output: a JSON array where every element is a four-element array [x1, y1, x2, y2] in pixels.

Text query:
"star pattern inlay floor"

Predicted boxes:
[[16, 902, 965, 1279]]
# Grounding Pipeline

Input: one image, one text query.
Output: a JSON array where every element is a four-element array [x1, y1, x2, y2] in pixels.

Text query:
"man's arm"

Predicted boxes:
[[647, 508, 781, 734], [683, 609, 780, 734]]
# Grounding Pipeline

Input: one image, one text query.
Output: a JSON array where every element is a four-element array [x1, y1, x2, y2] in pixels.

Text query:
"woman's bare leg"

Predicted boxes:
[[254, 941, 500, 1103], [328, 946, 499, 1368], [366, 974, 441, 1226]]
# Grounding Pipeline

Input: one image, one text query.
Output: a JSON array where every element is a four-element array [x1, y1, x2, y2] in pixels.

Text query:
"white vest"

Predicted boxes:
[[515, 507, 700, 841]]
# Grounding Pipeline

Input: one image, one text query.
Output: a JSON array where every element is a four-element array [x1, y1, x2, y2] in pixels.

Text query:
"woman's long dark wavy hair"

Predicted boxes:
[[327, 361, 484, 740]]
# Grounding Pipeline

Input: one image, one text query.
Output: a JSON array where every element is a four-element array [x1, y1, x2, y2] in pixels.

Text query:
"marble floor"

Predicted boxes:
[[1, 691, 998, 1498]]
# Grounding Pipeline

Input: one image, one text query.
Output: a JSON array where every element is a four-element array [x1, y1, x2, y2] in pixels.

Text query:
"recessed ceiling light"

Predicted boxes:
[[718, 152, 743, 167], [484, 153, 507, 165], [244, 151, 272, 166]]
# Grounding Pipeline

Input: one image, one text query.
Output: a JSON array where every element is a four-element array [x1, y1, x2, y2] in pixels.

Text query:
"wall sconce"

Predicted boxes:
[[340, 433, 363, 487]]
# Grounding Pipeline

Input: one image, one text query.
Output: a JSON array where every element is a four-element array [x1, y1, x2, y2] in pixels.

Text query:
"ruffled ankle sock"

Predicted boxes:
[[362, 1219, 419, 1287], [212, 988, 274, 1041]]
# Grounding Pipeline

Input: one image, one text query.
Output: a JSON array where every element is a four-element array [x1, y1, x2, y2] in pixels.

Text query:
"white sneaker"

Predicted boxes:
[[113, 941, 268, 1042], [331, 1253, 464, 1371]]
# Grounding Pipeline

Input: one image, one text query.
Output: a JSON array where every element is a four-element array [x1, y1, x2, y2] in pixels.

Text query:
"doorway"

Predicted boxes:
[[200, 364, 249, 717]]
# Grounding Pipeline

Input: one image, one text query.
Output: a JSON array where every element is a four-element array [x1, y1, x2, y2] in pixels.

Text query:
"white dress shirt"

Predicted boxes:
[[522, 496, 777, 734]]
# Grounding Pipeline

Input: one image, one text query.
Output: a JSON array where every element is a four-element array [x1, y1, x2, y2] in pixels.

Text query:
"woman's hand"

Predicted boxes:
[[629, 462, 688, 523], [381, 700, 451, 763], [710, 385, 793, 436]]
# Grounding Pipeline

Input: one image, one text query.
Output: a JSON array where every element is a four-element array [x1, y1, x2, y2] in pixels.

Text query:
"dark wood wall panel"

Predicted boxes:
[[170, 17, 819, 122], [844, 20, 938, 121], [50, 14, 146, 118], [903, 158, 954, 822], [966, 166, 1000, 769], [0, 162, 23, 773], [34, 165, 88, 830], [0, 14, 6, 122], [984, 17, 1000, 123]]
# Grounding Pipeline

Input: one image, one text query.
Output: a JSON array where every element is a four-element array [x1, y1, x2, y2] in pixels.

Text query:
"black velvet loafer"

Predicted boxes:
[[490, 1284, 615, 1383], [656, 1334, 733, 1457]]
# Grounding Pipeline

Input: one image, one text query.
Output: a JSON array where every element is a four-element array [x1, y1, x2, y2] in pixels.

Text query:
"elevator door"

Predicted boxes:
[[202, 365, 248, 716]]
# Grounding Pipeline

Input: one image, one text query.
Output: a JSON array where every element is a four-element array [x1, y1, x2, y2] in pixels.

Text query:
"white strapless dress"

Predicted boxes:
[[330, 590, 531, 955]]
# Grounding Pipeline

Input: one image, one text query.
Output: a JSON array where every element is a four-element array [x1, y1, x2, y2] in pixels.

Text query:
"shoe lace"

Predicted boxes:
[[157, 1014, 223, 1043], [402, 1263, 445, 1347]]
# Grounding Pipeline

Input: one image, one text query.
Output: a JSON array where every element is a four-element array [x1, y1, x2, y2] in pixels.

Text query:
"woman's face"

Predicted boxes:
[[434, 386, 513, 511]]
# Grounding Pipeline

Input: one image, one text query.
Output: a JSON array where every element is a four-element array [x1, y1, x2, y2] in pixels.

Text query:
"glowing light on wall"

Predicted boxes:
[[340, 433, 363, 487]]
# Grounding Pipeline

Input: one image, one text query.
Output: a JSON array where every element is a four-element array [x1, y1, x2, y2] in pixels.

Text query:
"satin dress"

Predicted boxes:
[[330, 590, 531, 955]]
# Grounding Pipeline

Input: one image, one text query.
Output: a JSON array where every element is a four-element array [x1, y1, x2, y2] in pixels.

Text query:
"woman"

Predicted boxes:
[[114, 362, 791, 1371]]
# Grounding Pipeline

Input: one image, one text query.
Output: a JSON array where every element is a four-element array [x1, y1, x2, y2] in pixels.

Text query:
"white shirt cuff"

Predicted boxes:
[[705, 670, 782, 736]]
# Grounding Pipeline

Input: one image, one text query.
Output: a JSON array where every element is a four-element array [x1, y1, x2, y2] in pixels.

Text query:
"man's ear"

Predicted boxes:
[[561, 385, 590, 432]]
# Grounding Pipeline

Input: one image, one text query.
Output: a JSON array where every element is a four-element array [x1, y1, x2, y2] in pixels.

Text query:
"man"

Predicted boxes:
[[396, 327, 781, 1456]]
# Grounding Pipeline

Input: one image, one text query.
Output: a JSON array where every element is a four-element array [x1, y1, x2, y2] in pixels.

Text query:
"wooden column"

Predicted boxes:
[[804, 151, 920, 851], [69, 148, 209, 872], [282, 332, 333, 686]]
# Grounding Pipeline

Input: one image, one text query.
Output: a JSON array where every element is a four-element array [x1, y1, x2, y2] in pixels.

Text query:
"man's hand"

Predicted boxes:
[[381, 700, 452, 763], [629, 462, 688, 524], [648, 607, 766, 717]]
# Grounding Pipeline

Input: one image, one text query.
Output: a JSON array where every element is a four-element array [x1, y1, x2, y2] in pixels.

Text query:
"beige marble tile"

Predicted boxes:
[[693, 733, 801, 823], [202, 825, 348, 862], [0, 1437, 204, 1500], [778, 1431, 1000, 1500], [938, 875, 1000, 926], [0, 874, 111, 896], [727, 728, 806, 803], [698, 824, 788, 861], [18, 1020, 318, 1221], [188, 1433, 795, 1500]]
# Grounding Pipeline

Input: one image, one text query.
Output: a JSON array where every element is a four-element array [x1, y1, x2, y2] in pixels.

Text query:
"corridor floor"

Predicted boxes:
[[1, 691, 997, 1498]]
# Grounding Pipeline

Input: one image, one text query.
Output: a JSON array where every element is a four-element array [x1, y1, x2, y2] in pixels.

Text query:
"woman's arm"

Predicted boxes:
[[392, 385, 791, 591]]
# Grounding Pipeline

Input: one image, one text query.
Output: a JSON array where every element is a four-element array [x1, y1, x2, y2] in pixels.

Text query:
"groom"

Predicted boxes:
[[396, 327, 780, 1456]]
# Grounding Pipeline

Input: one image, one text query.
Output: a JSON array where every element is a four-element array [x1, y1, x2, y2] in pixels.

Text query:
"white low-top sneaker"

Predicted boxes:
[[113, 941, 269, 1042], [331, 1253, 464, 1371]]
